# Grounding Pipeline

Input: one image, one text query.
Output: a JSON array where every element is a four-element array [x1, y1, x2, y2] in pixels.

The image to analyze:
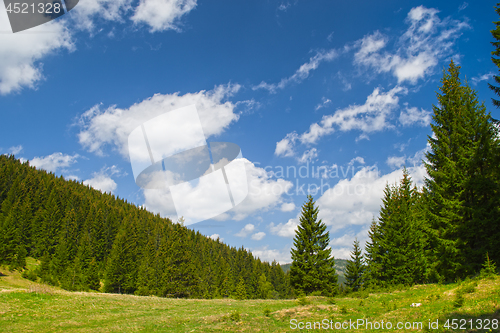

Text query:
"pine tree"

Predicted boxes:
[[425, 60, 500, 280], [289, 195, 337, 296], [345, 239, 365, 292]]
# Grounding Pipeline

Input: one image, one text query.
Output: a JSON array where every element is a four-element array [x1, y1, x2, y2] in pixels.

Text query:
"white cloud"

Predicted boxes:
[[354, 6, 469, 84], [269, 218, 298, 238], [231, 159, 294, 220], [77, 84, 242, 157], [209, 233, 223, 241], [82, 165, 123, 194], [29, 152, 79, 173], [298, 148, 318, 164], [70, 0, 133, 31], [8, 145, 23, 155], [251, 232, 266, 241], [386, 155, 406, 169], [236, 223, 255, 238], [275, 132, 298, 157], [143, 187, 178, 219], [83, 173, 117, 193], [471, 73, 494, 86], [276, 86, 404, 156], [349, 156, 365, 165], [250, 245, 291, 264], [0, 7, 74, 95], [141, 158, 293, 223], [131, 0, 197, 33], [399, 106, 431, 126], [277, 2, 290, 12], [280, 202, 296, 212], [316, 164, 427, 233], [458, 2, 468, 12], [253, 49, 338, 93], [315, 97, 332, 111]]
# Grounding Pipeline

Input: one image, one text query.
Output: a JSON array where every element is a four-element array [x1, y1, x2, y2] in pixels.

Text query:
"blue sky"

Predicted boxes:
[[0, 0, 497, 263]]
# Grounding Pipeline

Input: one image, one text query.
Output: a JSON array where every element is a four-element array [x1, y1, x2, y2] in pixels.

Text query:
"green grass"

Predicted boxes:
[[1, 264, 499, 332]]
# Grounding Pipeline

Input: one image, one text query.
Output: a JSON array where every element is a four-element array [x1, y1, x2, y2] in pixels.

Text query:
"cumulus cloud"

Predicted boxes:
[[142, 158, 293, 223], [399, 106, 431, 126], [209, 233, 223, 241], [251, 232, 266, 241], [250, 245, 291, 264], [354, 6, 469, 84], [71, 0, 197, 32], [83, 173, 117, 193], [230, 159, 294, 220], [276, 86, 404, 156], [253, 49, 338, 93], [131, 0, 197, 32], [236, 223, 255, 237], [70, 0, 133, 31], [83, 165, 123, 194], [77, 84, 242, 157], [0, 7, 74, 95], [29, 152, 79, 173], [269, 218, 298, 238], [316, 164, 427, 232], [275, 132, 298, 157], [280, 202, 296, 212], [386, 155, 406, 169]]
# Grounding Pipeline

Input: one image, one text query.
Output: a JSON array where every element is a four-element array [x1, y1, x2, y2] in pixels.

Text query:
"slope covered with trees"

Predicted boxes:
[[0, 155, 290, 299]]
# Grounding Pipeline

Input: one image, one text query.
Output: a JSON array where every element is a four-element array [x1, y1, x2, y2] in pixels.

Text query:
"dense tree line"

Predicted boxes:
[[0, 155, 290, 299], [356, 61, 500, 289]]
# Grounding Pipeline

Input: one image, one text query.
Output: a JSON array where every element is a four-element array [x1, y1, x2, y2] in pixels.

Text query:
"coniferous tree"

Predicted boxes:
[[257, 273, 275, 299], [289, 195, 337, 296], [425, 60, 500, 281], [235, 277, 248, 300], [0, 155, 292, 298], [344, 238, 365, 292], [490, 2, 500, 109], [365, 169, 427, 286]]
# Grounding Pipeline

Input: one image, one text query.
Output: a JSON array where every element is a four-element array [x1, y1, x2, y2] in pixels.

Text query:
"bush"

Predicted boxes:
[[480, 253, 497, 279], [453, 292, 464, 308], [229, 310, 241, 322], [21, 270, 38, 282], [339, 305, 348, 314], [297, 296, 310, 306], [263, 308, 271, 317]]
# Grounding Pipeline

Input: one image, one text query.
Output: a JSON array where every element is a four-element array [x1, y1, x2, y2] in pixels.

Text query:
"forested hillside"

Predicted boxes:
[[0, 155, 290, 299]]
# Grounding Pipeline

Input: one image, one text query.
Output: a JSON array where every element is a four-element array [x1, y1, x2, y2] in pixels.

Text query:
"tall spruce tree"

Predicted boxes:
[[425, 60, 500, 281], [490, 2, 500, 109], [289, 195, 337, 296], [344, 239, 365, 292], [365, 169, 427, 287]]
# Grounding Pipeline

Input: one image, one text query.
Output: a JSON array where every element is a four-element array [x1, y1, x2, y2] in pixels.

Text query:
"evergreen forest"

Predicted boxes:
[[0, 155, 290, 299]]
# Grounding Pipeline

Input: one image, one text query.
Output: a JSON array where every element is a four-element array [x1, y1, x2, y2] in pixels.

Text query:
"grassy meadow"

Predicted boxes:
[[1, 261, 499, 332]]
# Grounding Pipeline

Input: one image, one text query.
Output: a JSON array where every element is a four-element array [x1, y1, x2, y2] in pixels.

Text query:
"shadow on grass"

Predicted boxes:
[[429, 308, 500, 332]]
